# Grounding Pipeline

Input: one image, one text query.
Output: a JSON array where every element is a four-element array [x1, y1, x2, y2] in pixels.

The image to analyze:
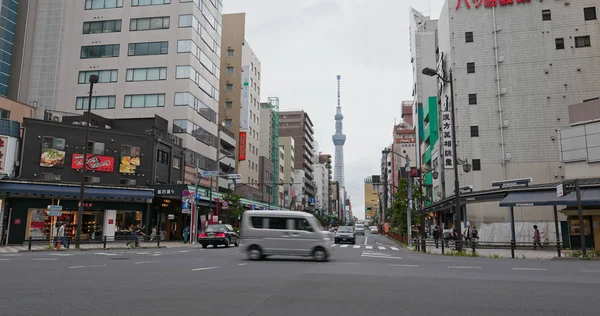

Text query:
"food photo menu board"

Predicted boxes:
[[40, 136, 66, 168], [119, 145, 141, 174]]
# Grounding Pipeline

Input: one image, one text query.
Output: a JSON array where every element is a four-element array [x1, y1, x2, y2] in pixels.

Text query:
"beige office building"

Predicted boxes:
[[219, 13, 261, 188]]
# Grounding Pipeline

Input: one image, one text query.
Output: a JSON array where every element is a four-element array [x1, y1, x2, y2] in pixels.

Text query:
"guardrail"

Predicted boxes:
[[387, 232, 563, 259], [25, 235, 163, 250]]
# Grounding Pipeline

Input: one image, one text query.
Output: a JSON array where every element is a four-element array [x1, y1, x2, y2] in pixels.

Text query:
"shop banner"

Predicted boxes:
[[238, 132, 247, 161], [71, 154, 115, 172]]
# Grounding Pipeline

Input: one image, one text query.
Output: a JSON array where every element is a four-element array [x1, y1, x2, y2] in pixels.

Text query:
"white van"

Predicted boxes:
[[241, 210, 332, 262]]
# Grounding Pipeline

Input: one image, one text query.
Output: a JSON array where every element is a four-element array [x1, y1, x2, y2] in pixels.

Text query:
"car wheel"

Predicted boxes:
[[312, 247, 327, 262], [234, 239, 239, 247], [201, 243, 207, 249], [224, 238, 230, 248], [247, 246, 262, 260]]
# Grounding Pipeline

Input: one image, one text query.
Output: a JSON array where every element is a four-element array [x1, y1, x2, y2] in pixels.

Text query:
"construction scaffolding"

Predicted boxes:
[[261, 97, 280, 206]]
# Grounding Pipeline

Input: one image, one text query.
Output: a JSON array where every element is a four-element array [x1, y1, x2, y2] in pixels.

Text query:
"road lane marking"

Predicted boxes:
[[512, 268, 547, 271], [331, 244, 337, 247], [2, 254, 21, 257], [48, 253, 74, 256], [364, 235, 368, 245], [581, 270, 600, 273], [378, 246, 386, 250], [94, 252, 119, 256], [448, 266, 481, 269], [135, 261, 162, 264], [340, 245, 349, 248], [353, 245, 360, 249], [365, 246, 373, 250], [192, 266, 219, 271], [333, 262, 360, 265], [32, 258, 57, 261], [0, 258, 9, 261], [361, 254, 402, 259], [390, 247, 399, 251], [238, 263, 247, 266], [390, 264, 418, 267], [69, 264, 106, 269], [178, 250, 191, 253]]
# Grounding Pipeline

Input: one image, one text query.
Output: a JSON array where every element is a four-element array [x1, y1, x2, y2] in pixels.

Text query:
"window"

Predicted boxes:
[[120, 178, 137, 186], [178, 14, 198, 29], [470, 126, 479, 137], [85, 176, 101, 184], [226, 83, 233, 91], [542, 10, 551, 21], [174, 92, 217, 123], [175, 66, 219, 101], [128, 41, 168, 56], [584, 7, 597, 21], [85, 0, 123, 10], [250, 216, 265, 228], [0, 109, 9, 119], [468, 94, 477, 105], [176, 40, 220, 77], [465, 31, 473, 43], [267, 217, 287, 230], [41, 173, 61, 181], [124, 94, 166, 108], [472, 159, 481, 171], [172, 119, 217, 146], [126, 67, 167, 81], [466, 62, 475, 74], [293, 218, 313, 231], [224, 119, 232, 127], [132, 0, 171, 6], [78, 70, 118, 84], [82, 20, 121, 34], [173, 157, 181, 169], [130, 17, 170, 31], [575, 36, 591, 48], [87, 141, 105, 155], [157, 150, 170, 165], [555, 38, 565, 50], [225, 101, 232, 108], [227, 49, 234, 57], [226, 67, 233, 74], [80, 44, 120, 59], [76, 96, 116, 110]]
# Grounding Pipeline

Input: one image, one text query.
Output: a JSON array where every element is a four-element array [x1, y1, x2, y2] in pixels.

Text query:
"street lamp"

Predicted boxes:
[[422, 66, 464, 250], [382, 149, 413, 246], [75, 74, 99, 249]]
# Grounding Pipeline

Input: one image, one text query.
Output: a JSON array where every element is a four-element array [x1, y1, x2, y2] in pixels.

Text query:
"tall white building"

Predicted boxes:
[[432, 0, 600, 222], [312, 141, 327, 212], [16, 0, 228, 181]]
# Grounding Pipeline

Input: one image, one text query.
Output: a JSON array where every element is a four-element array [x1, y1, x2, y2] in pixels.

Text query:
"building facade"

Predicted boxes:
[[279, 136, 295, 207], [219, 12, 261, 189], [279, 110, 315, 201], [0, 0, 18, 97], [12, 0, 226, 195], [363, 176, 379, 220], [423, 0, 600, 223], [319, 153, 333, 214]]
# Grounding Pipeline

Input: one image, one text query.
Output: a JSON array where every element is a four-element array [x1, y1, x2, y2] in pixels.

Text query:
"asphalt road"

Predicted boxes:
[[1, 232, 599, 315]]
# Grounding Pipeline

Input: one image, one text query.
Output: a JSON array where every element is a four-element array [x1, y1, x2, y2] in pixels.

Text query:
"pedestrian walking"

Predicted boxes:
[[183, 226, 190, 244], [533, 225, 543, 249], [56, 223, 66, 250], [432, 225, 440, 248], [149, 226, 157, 242]]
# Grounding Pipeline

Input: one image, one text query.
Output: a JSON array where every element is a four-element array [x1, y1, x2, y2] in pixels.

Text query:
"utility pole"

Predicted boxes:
[[406, 156, 413, 247]]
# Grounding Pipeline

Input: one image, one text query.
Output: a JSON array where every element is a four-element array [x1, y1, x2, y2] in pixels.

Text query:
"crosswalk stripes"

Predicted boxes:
[[330, 244, 399, 251]]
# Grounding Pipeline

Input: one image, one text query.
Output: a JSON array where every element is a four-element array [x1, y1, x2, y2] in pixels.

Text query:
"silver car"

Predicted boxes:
[[355, 224, 365, 235], [241, 210, 332, 262]]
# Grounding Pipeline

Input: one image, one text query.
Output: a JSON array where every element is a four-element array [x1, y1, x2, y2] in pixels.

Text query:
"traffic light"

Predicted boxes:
[[365, 207, 368, 211]]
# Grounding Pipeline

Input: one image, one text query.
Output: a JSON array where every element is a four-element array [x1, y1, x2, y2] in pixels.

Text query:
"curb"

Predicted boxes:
[[17, 246, 167, 253], [551, 257, 600, 261]]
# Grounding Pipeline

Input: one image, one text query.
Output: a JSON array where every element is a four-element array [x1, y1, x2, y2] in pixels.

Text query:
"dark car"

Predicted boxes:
[[198, 224, 240, 248], [334, 226, 356, 244]]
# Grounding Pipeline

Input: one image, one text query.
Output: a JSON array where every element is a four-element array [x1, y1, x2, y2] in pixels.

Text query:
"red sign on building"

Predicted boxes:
[[456, 0, 530, 10], [71, 154, 115, 172], [238, 132, 247, 161]]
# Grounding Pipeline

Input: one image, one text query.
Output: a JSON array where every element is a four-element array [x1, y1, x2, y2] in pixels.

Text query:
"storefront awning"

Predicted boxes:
[[499, 188, 600, 207], [0, 182, 154, 200]]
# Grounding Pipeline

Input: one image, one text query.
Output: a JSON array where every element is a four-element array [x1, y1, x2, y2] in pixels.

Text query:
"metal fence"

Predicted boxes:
[[25, 235, 162, 251]]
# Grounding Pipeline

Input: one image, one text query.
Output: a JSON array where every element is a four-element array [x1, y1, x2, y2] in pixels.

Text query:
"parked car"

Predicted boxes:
[[335, 226, 356, 244], [355, 224, 365, 235], [241, 210, 332, 262], [198, 224, 240, 248]]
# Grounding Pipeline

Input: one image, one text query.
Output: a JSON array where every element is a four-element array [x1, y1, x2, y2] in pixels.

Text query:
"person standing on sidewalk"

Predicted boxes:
[[533, 225, 543, 249], [56, 223, 66, 250], [432, 226, 440, 248]]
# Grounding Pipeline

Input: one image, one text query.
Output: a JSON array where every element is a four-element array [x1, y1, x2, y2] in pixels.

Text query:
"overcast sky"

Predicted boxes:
[[224, 0, 445, 219]]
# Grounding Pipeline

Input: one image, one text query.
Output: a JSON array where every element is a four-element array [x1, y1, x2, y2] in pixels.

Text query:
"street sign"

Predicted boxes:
[[201, 170, 219, 177], [47, 205, 63, 212], [221, 201, 229, 209], [227, 174, 242, 180], [48, 211, 62, 217], [556, 184, 564, 197]]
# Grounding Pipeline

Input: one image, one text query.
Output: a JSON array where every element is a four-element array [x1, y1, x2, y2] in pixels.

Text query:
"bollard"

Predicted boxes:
[[441, 239, 445, 254], [28, 238, 32, 250], [556, 241, 561, 258], [67, 237, 71, 249], [510, 240, 516, 259], [103, 236, 107, 249], [472, 241, 476, 256], [422, 238, 427, 253]]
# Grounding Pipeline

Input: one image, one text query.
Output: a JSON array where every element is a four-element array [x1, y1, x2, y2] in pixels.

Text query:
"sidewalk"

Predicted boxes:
[[0, 241, 198, 253], [421, 243, 558, 259]]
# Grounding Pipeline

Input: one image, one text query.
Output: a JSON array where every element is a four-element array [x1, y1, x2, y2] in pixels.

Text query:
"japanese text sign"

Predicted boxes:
[[441, 111, 454, 169], [457, 0, 531, 10], [71, 154, 115, 172], [239, 132, 247, 161]]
